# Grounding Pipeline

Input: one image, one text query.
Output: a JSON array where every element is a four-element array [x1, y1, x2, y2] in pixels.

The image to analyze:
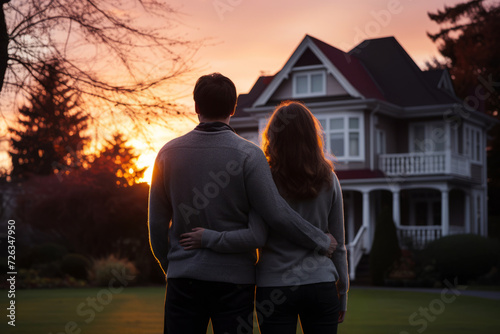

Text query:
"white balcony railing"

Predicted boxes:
[[379, 152, 470, 177], [397, 225, 442, 250], [347, 226, 367, 281]]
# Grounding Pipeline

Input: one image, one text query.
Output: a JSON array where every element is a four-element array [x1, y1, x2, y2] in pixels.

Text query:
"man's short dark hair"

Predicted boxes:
[[193, 73, 237, 120]]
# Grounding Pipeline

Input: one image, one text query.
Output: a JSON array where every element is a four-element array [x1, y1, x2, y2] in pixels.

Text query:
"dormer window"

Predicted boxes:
[[293, 70, 326, 97]]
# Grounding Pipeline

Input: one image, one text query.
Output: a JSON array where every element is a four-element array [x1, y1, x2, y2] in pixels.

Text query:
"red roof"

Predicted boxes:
[[234, 75, 274, 117], [336, 169, 385, 180], [309, 36, 386, 101]]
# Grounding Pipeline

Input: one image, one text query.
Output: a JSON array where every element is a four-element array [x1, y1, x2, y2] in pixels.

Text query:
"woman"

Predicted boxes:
[[180, 101, 348, 333]]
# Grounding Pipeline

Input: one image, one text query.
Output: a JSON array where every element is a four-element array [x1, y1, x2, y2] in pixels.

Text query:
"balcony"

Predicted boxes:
[[379, 152, 471, 177]]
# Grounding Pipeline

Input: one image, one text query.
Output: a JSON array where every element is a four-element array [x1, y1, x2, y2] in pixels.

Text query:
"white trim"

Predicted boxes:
[[252, 35, 363, 107], [292, 70, 327, 98], [292, 64, 325, 71], [317, 111, 365, 162]]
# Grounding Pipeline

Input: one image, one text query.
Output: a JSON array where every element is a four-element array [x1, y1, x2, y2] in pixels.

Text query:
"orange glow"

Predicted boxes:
[[137, 151, 157, 185], [133, 119, 196, 185]]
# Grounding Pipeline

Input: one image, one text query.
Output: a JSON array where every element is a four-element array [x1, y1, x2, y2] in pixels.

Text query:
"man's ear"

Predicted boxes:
[[195, 103, 200, 115], [230, 106, 236, 117]]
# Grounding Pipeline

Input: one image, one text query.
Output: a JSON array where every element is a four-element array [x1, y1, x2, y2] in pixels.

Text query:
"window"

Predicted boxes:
[[317, 113, 364, 161], [464, 124, 482, 163], [376, 129, 386, 155], [409, 122, 446, 153], [293, 71, 326, 97], [450, 125, 458, 154]]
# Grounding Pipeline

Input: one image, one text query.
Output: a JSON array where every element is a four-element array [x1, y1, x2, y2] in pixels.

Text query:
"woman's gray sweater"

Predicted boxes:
[[202, 173, 349, 311]]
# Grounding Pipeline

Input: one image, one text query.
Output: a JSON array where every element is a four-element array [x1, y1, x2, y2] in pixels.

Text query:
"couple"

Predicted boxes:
[[148, 73, 348, 334]]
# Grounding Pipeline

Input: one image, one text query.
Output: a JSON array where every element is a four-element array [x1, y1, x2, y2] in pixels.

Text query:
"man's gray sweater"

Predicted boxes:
[[148, 127, 330, 284]]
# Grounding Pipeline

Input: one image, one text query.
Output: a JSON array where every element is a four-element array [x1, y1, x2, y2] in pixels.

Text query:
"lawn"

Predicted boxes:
[[2, 286, 500, 334]]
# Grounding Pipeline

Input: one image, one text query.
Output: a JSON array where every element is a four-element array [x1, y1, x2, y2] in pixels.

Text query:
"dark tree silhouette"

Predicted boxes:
[[90, 131, 146, 187], [369, 207, 401, 286], [428, 0, 500, 233], [8, 60, 89, 180], [1, 0, 198, 133], [0, 1, 8, 91], [427, 0, 500, 115]]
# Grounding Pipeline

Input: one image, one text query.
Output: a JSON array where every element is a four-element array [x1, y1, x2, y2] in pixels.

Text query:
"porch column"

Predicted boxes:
[[348, 200, 355, 244], [392, 190, 400, 227], [441, 189, 449, 236], [465, 192, 471, 233], [362, 191, 371, 250]]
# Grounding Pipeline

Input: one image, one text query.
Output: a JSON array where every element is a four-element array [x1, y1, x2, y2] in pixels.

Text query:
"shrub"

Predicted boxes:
[[26, 243, 68, 267], [90, 254, 137, 287], [369, 207, 401, 286], [31, 261, 63, 278], [18, 269, 87, 289], [61, 254, 91, 280], [419, 234, 499, 284]]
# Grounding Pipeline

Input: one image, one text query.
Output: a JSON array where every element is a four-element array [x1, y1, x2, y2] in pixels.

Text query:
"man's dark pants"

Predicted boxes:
[[165, 278, 255, 334]]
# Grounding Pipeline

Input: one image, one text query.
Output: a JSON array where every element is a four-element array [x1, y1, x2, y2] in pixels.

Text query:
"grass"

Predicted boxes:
[[2, 286, 500, 334]]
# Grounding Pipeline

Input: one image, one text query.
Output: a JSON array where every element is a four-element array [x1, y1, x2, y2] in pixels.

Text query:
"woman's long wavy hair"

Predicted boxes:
[[262, 101, 334, 200]]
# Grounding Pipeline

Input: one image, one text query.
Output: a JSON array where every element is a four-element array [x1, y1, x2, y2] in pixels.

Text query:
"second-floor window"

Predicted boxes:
[[376, 129, 386, 155], [464, 124, 482, 163], [317, 113, 364, 161], [410, 122, 446, 153], [293, 70, 326, 97]]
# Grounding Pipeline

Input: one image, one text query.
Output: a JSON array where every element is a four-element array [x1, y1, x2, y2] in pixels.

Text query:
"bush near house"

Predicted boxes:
[[369, 207, 401, 286], [418, 234, 500, 285], [61, 253, 92, 280]]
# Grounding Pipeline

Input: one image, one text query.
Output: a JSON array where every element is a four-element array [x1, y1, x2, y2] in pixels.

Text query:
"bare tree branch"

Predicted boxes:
[[1, 0, 201, 144]]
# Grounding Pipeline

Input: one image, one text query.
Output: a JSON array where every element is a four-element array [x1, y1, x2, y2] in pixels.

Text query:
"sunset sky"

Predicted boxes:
[[136, 0, 471, 183], [0, 0, 480, 182], [171, 0, 470, 104]]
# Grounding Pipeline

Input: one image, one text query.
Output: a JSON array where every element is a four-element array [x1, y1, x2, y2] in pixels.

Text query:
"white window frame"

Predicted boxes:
[[317, 112, 365, 162], [464, 124, 482, 163], [292, 69, 326, 98]]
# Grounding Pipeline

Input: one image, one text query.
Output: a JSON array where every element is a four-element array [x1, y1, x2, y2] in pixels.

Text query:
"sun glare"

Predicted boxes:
[[137, 151, 157, 185]]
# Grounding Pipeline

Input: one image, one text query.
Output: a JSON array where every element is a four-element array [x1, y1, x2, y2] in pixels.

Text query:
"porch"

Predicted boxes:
[[344, 185, 486, 281]]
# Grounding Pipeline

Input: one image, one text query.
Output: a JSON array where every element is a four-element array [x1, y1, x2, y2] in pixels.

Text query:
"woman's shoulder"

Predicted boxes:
[[331, 171, 341, 189]]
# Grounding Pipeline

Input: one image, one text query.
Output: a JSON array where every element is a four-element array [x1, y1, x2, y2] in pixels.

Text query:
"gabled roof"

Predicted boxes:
[[252, 35, 371, 107], [349, 37, 459, 106], [422, 69, 445, 87], [236, 35, 461, 117], [235, 76, 274, 117], [308, 36, 386, 101]]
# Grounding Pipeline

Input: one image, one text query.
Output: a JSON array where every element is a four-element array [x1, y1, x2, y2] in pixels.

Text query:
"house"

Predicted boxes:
[[230, 35, 496, 280]]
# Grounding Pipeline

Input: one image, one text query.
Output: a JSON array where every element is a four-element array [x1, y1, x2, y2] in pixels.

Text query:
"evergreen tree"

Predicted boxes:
[[8, 61, 89, 180], [369, 207, 401, 286], [428, 1, 500, 221], [90, 132, 146, 187], [427, 0, 500, 115]]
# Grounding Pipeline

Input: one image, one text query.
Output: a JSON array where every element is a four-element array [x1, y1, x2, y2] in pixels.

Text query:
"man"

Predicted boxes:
[[148, 73, 336, 334]]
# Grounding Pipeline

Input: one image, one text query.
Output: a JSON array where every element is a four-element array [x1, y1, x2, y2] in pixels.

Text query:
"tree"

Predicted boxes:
[[427, 0, 500, 116], [428, 1, 500, 223], [90, 131, 146, 187], [0, 1, 8, 90], [369, 207, 401, 286], [8, 60, 89, 180], [1, 0, 198, 134]]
